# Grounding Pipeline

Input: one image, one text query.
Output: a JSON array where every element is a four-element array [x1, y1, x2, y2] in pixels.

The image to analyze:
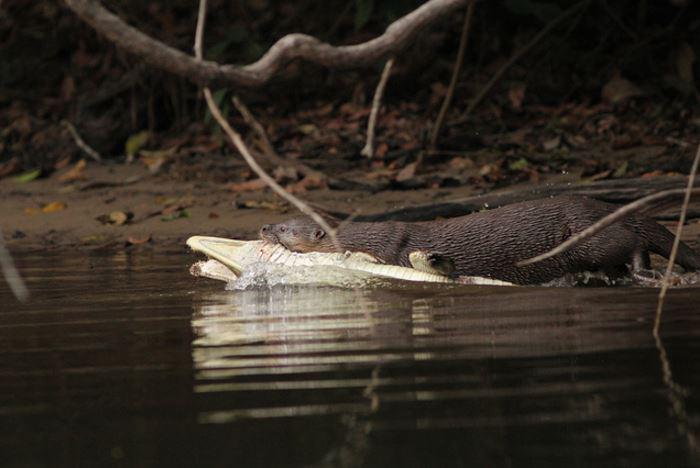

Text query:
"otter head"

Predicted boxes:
[[259, 217, 335, 253]]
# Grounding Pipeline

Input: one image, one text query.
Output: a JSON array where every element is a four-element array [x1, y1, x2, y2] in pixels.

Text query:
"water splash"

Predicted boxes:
[[227, 262, 389, 290], [543, 269, 700, 288]]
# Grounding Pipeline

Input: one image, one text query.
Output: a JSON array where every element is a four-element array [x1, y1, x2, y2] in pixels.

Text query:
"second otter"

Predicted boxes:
[[259, 196, 700, 285]]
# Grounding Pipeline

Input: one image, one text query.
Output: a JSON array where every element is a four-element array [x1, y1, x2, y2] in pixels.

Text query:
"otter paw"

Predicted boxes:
[[409, 251, 455, 276]]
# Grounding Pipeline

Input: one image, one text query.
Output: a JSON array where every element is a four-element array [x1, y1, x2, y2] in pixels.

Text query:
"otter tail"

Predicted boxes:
[[638, 219, 700, 271]]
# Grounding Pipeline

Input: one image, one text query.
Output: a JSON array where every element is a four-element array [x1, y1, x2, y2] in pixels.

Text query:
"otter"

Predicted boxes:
[[259, 196, 700, 285]]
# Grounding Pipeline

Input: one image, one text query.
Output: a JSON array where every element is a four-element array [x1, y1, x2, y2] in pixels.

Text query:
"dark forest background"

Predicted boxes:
[[2, 0, 700, 187]]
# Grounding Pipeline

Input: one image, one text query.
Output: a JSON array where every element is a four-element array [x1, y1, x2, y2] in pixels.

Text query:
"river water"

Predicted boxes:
[[1, 249, 699, 467]]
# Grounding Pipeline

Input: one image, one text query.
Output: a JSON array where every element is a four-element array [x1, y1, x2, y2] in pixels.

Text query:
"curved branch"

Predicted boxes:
[[64, 0, 469, 87]]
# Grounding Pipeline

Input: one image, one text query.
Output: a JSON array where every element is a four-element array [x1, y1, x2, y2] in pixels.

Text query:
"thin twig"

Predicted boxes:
[[61, 120, 102, 162], [230, 95, 328, 181], [651, 285, 699, 452], [517, 187, 700, 267], [430, 1, 475, 148], [0, 227, 29, 302], [652, 140, 700, 456], [654, 142, 700, 337], [361, 58, 395, 158], [653, 328, 698, 454], [194, 0, 339, 247], [600, 0, 638, 41], [193, 0, 207, 57], [452, 0, 588, 125], [231, 96, 278, 160]]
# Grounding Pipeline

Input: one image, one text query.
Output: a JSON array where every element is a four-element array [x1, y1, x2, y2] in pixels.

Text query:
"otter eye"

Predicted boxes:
[[279, 226, 287, 233]]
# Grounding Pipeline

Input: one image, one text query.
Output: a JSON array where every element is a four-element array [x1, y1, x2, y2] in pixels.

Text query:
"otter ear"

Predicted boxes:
[[313, 228, 326, 240]]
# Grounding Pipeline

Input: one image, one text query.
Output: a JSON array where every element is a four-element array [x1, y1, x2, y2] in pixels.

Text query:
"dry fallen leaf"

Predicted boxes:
[[365, 168, 396, 180], [227, 178, 267, 193], [159, 196, 194, 217], [640, 170, 665, 179], [53, 156, 72, 170], [42, 201, 67, 213], [58, 159, 87, 183], [287, 174, 327, 193], [109, 211, 129, 225], [448, 157, 475, 171], [160, 204, 181, 216], [208, 212, 219, 219], [315, 103, 334, 116], [339, 103, 360, 115], [395, 162, 417, 182], [602, 71, 645, 104], [273, 165, 299, 183], [497, 128, 529, 146], [140, 147, 177, 173], [126, 235, 152, 245], [597, 115, 619, 133], [375, 143, 389, 158], [542, 135, 561, 151], [508, 84, 527, 110], [298, 124, 317, 135], [96, 211, 133, 225]]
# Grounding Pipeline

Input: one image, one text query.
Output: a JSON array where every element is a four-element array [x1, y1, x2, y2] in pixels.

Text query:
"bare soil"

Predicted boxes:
[[4, 162, 700, 256], [0, 162, 489, 249]]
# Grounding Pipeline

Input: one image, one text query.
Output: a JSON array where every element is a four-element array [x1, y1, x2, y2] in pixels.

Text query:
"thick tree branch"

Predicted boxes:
[[64, 0, 469, 87]]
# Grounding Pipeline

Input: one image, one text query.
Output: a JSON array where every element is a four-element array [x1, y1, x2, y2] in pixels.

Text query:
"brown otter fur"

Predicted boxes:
[[259, 196, 700, 285]]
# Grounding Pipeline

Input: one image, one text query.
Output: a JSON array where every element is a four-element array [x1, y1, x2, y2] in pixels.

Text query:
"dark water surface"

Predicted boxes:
[[1, 250, 700, 467]]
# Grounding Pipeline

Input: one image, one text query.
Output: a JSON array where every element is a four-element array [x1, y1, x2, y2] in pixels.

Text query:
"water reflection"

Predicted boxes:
[[191, 282, 700, 466], [2, 251, 699, 467]]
